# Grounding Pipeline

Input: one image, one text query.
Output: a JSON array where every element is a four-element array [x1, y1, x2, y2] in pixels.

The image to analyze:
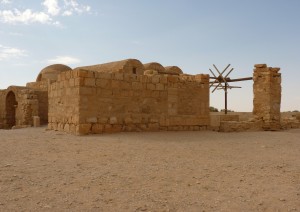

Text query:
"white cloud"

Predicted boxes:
[[0, 9, 53, 24], [0, 0, 12, 4], [0, 0, 91, 25], [62, 10, 72, 16], [42, 0, 60, 16], [47, 56, 80, 65], [63, 0, 91, 15], [0, 44, 27, 60]]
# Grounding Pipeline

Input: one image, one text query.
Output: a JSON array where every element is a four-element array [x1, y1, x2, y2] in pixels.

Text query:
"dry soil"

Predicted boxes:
[[0, 127, 299, 211]]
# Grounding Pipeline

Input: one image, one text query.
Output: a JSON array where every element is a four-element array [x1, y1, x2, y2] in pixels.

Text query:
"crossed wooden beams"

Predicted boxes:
[[209, 64, 252, 114]]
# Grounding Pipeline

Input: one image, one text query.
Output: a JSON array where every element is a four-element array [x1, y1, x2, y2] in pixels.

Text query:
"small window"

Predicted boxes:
[[132, 67, 137, 74]]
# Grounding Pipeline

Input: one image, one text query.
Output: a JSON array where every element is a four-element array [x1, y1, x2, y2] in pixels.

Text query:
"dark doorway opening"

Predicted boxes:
[[6, 91, 17, 128], [132, 67, 137, 74]]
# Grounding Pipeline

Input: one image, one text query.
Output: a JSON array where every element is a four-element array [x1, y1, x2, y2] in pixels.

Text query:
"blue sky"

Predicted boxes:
[[0, 0, 299, 111]]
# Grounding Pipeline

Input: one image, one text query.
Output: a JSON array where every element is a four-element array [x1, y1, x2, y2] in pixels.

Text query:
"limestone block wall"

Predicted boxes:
[[253, 64, 281, 130], [26, 80, 49, 91], [0, 87, 39, 129], [48, 70, 80, 134], [35, 91, 48, 125], [26, 81, 49, 125], [48, 69, 210, 135], [219, 120, 263, 132]]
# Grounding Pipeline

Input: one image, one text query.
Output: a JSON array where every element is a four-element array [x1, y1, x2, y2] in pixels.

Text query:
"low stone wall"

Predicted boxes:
[[209, 114, 239, 131], [219, 120, 263, 132], [281, 118, 300, 130]]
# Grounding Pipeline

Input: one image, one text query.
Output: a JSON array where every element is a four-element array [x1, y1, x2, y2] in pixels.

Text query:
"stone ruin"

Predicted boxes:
[[0, 59, 298, 135], [212, 64, 299, 132], [0, 59, 210, 135]]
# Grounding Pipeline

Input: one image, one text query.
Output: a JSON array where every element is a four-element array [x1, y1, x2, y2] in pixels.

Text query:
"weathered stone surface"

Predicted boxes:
[[219, 120, 263, 132], [253, 65, 281, 130], [254, 64, 267, 68], [33, 116, 40, 127], [0, 58, 225, 135]]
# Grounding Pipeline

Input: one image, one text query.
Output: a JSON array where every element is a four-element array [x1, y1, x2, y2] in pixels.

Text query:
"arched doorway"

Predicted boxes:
[[6, 91, 17, 128]]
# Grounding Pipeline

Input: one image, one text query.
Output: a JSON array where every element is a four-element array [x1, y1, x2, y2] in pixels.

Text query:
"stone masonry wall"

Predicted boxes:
[[253, 64, 281, 130], [48, 71, 80, 134], [26, 81, 49, 125], [0, 87, 39, 129], [48, 70, 210, 135]]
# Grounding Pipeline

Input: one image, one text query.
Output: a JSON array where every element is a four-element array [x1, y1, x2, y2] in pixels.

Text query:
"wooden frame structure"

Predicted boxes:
[[209, 64, 252, 114]]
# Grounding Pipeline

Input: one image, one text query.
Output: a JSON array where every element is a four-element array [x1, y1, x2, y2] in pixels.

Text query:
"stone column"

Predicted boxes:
[[253, 64, 281, 130]]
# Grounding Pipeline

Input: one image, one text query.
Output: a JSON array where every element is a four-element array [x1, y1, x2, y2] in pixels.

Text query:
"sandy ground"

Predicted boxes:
[[0, 128, 299, 212]]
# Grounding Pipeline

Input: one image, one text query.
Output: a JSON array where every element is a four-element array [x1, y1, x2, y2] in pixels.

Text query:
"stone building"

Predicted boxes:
[[0, 59, 287, 134], [0, 59, 210, 135], [0, 64, 72, 129]]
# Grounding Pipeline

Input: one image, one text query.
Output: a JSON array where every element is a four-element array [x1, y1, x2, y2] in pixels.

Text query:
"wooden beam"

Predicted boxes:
[[226, 77, 253, 82]]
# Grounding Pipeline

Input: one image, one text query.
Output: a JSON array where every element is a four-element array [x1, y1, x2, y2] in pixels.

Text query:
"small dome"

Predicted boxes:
[[36, 64, 72, 82], [144, 62, 166, 73], [165, 66, 183, 74]]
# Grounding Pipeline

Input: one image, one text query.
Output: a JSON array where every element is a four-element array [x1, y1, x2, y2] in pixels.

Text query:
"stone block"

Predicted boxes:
[[92, 124, 103, 134], [124, 116, 133, 124], [151, 75, 160, 84], [69, 78, 75, 87], [64, 124, 70, 132], [33, 116, 40, 127], [96, 79, 111, 88], [114, 73, 124, 80], [109, 117, 118, 124], [87, 117, 97, 123], [167, 76, 179, 83], [76, 124, 92, 135], [111, 80, 120, 89], [148, 123, 159, 131], [160, 76, 168, 84], [75, 78, 85, 86], [84, 78, 96, 86], [98, 73, 112, 79], [156, 83, 164, 90], [104, 124, 122, 133], [120, 81, 131, 89], [132, 82, 142, 90], [254, 64, 267, 68], [146, 83, 155, 90], [99, 117, 108, 124], [78, 70, 89, 77], [70, 124, 76, 134]]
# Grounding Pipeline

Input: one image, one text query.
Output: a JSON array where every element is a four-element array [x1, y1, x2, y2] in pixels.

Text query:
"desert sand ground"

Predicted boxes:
[[0, 127, 299, 212]]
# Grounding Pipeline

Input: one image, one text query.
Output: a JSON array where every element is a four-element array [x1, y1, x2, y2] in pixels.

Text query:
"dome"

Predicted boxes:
[[143, 62, 166, 73], [36, 64, 72, 82], [165, 66, 183, 75]]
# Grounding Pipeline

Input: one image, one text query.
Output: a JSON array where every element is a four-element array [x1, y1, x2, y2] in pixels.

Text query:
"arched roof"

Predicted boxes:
[[165, 66, 183, 74], [36, 64, 72, 82], [74, 59, 145, 75], [143, 62, 166, 73]]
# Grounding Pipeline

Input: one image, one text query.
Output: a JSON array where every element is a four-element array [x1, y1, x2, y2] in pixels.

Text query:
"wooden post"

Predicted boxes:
[[225, 83, 228, 114]]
